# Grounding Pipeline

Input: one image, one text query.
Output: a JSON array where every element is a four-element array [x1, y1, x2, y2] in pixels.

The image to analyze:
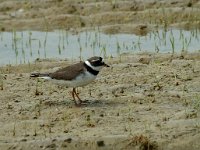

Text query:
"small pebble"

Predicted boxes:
[[97, 140, 105, 147], [64, 138, 72, 143]]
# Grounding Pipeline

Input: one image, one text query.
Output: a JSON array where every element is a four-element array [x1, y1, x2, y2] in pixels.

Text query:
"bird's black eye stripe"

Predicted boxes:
[[88, 56, 104, 66], [91, 60, 104, 66]]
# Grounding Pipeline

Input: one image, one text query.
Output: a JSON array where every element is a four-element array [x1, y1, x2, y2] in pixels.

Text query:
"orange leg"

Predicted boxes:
[[73, 88, 82, 103], [71, 89, 77, 105], [71, 90, 75, 101]]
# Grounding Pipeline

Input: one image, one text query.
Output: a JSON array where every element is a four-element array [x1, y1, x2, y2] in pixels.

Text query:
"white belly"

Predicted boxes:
[[51, 71, 97, 87]]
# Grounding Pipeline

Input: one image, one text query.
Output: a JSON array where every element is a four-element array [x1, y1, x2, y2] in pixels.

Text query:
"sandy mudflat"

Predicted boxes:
[[0, 53, 200, 150]]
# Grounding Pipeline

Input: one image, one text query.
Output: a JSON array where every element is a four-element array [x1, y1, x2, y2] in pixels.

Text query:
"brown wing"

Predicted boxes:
[[49, 62, 85, 80]]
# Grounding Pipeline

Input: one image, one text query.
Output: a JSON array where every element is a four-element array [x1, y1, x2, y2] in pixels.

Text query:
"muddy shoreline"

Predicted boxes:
[[0, 53, 200, 149]]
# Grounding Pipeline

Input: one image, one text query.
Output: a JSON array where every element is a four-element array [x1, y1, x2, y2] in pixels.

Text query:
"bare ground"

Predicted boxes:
[[0, 0, 200, 34], [0, 53, 200, 150]]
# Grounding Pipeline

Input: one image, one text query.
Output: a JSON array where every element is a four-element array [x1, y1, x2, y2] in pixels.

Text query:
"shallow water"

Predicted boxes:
[[0, 29, 199, 65]]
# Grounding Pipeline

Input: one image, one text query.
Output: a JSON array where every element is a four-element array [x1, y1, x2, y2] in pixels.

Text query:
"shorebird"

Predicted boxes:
[[30, 56, 109, 106]]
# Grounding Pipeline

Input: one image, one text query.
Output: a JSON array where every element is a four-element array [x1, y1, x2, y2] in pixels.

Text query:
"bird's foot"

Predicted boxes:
[[75, 99, 90, 107]]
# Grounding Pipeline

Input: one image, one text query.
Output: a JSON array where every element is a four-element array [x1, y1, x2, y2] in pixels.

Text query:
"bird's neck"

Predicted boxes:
[[84, 62, 99, 75]]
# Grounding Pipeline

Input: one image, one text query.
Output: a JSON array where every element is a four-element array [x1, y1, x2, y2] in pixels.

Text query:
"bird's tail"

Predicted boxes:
[[30, 73, 51, 80]]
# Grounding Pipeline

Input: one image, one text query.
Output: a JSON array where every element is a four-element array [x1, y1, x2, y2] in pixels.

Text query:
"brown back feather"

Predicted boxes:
[[49, 62, 85, 80]]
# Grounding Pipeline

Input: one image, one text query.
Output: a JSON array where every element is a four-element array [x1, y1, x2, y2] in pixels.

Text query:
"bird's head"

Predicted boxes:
[[85, 56, 109, 71]]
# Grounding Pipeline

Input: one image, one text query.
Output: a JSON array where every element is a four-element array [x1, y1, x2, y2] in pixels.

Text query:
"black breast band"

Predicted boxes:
[[84, 63, 99, 75]]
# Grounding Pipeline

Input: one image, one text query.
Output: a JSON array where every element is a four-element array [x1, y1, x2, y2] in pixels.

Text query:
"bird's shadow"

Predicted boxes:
[[81, 99, 122, 108], [43, 99, 122, 108]]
